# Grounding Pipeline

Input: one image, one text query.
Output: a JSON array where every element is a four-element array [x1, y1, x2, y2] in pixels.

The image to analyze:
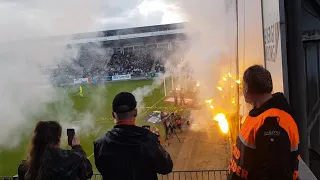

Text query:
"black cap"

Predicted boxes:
[[112, 92, 137, 113]]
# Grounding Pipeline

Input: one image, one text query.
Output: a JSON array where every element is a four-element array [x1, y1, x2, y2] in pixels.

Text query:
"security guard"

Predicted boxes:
[[227, 65, 299, 180]]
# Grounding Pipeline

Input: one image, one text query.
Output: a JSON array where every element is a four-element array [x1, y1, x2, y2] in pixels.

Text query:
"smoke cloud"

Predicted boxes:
[[133, 73, 165, 108], [169, 0, 236, 101], [0, 0, 184, 149], [131, 0, 237, 108], [0, 0, 111, 148]]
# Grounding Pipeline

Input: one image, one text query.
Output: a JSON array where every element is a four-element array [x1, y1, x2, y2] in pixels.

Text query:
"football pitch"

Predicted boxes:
[[0, 79, 179, 176]]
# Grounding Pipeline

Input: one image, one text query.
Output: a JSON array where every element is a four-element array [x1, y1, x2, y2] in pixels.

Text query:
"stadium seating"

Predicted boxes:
[[105, 48, 172, 76], [50, 46, 174, 85]]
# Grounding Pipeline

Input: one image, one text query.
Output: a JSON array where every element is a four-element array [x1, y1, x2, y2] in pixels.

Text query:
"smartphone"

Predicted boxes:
[[142, 125, 150, 130], [67, 129, 75, 146]]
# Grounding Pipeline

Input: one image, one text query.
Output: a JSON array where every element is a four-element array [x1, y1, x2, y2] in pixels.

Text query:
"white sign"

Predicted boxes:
[[262, 0, 288, 94], [164, 97, 194, 104], [112, 74, 131, 81], [74, 78, 89, 84]]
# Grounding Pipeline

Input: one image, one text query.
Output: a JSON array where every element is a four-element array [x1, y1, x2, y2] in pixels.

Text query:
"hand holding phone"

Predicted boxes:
[[72, 136, 80, 147]]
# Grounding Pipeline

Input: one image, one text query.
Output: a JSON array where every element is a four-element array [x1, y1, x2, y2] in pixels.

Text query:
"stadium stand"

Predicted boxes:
[[47, 23, 187, 86], [106, 49, 167, 76]]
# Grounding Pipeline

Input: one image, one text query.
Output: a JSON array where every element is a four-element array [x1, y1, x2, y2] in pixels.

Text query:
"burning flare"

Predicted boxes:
[[217, 87, 223, 91], [213, 113, 229, 134], [205, 99, 213, 104]]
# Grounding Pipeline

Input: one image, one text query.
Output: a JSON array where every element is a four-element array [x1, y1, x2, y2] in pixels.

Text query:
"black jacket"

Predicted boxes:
[[94, 125, 173, 180], [18, 145, 93, 180], [227, 93, 299, 180]]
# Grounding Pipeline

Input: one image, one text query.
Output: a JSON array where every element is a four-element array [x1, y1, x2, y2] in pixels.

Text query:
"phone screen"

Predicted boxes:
[[67, 129, 75, 146]]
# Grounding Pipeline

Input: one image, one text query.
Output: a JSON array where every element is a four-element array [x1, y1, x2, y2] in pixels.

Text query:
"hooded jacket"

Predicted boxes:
[[94, 125, 173, 180], [18, 145, 93, 180], [227, 93, 300, 180]]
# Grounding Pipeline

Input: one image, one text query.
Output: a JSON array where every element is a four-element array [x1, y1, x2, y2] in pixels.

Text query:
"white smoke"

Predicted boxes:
[[168, 0, 234, 101], [0, 0, 110, 148], [131, 0, 235, 107], [132, 73, 165, 108]]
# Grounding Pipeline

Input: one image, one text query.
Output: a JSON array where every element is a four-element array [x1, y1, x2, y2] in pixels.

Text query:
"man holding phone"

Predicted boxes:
[[94, 92, 173, 180]]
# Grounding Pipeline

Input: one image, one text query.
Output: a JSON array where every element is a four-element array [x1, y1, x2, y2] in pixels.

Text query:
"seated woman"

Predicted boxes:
[[18, 121, 93, 180]]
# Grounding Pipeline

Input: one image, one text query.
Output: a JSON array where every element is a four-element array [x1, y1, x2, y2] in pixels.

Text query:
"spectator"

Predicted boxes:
[[172, 88, 178, 106], [18, 121, 93, 180], [168, 113, 176, 138], [180, 88, 185, 105], [94, 92, 173, 180], [161, 112, 169, 141], [227, 65, 299, 180], [175, 115, 183, 132]]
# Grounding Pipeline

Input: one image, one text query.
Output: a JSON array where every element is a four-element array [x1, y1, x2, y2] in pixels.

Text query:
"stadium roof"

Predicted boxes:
[[68, 22, 186, 44], [73, 22, 186, 39], [0, 22, 187, 46]]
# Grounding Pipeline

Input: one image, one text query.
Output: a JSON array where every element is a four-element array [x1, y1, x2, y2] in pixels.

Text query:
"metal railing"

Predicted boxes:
[[85, 170, 228, 180], [158, 170, 227, 180], [1, 170, 228, 180], [1, 165, 318, 180], [0, 177, 17, 180]]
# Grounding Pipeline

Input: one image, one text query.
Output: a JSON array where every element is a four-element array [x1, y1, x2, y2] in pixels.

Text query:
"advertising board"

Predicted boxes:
[[112, 74, 131, 81], [74, 78, 89, 84], [104, 75, 112, 81], [74, 77, 99, 84]]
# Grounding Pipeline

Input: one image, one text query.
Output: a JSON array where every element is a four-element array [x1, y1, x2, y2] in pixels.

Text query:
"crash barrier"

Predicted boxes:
[[90, 170, 228, 180], [1, 164, 317, 180], [158, 170, 228, 180], [0, 176, 17, 180], [0, 170, 228, 180]]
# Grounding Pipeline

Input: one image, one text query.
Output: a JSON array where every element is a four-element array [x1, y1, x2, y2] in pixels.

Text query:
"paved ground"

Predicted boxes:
[[162, 109, 231, 180]]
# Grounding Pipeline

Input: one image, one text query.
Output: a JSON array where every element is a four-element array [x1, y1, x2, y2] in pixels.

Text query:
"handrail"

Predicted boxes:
[[0, 164, 317, 180], [298, 159, 318, 180], [0, 171, 228, 180]]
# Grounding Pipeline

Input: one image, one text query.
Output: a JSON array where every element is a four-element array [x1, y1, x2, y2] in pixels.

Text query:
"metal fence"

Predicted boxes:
[[0, 177, 17, 180], [158, 170, 227, 180], [1, 170, 228, 180]]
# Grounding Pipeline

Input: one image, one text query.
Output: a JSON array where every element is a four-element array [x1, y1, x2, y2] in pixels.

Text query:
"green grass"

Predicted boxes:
[[0, 80, 182, 176]]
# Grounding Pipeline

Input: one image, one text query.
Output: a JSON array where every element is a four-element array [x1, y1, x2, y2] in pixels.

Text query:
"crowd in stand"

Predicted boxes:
[[106, 48, 171, 76], [51, 47, 171, 81], [47, 42, 191, 86], [107, 51, 154, 76]]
